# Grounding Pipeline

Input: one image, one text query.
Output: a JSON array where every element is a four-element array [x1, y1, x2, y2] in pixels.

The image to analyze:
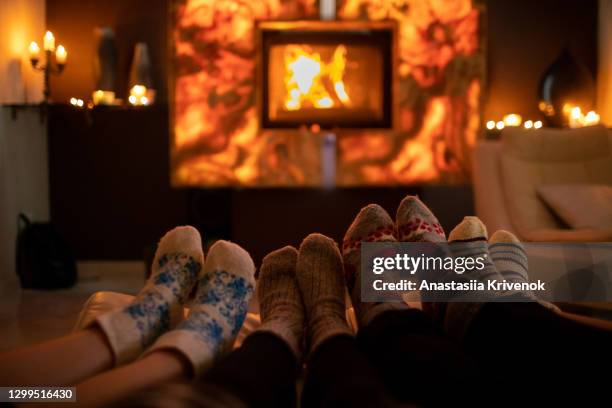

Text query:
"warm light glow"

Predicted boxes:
[[495, 121, 505, 130], [534, 120, 543, 129], [70, 97, 84, 108], [503, 113, 522, 127], [486, 120, 495, 130], [129, 85, 149, 106], [44, 31, 55, 51], [28, 41, 40, 59], [584, 110, 600, 125], [539, 100, 554, 116], [92, 90, 115, 105], [283, 44, 351, 111], [55, 45, 67, 65], [524, 120, 533, 129], [564, 104, 600, 128]]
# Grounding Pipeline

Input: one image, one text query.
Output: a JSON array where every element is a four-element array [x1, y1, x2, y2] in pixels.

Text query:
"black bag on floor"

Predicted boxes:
[[16, 214, 77, 289]]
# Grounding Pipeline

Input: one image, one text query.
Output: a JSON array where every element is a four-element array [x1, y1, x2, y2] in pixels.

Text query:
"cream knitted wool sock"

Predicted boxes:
[[297, 233, 353, 354], [93, 226, 203, 365], [145, 240, 255, 377], [342, 204, 407, 328], [443, 217, 503, 340], [396, 195, 446, 242], [256, 246, 305, 358]]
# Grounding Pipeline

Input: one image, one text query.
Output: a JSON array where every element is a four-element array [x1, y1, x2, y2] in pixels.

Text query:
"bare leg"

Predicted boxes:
[[0, 328, 113, 386], [76, 350, 190, 407]]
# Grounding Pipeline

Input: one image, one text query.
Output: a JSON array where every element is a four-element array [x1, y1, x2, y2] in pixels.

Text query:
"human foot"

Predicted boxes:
[[297, 233, 353, 354], [396, 195, 446, 242], [490, 230, 559, 312], [342, 204, 409, 327], [256, 246, 305, 357], [146, 240, 255, 376], [442, 217, 502, 339], [94, 226, 204, 365]]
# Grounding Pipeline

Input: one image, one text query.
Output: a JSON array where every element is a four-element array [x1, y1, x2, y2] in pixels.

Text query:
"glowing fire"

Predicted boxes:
[[284, 44, 351, 111]]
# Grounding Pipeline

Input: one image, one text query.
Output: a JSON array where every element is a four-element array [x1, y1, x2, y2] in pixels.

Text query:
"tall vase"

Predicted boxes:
[[93, 27, 118, 93], [128, 42, 154, 104], [129, 43, 153, 88]]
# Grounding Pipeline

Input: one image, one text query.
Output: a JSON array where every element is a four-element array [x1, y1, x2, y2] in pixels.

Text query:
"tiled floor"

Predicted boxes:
[[0, 261, 146, 351]]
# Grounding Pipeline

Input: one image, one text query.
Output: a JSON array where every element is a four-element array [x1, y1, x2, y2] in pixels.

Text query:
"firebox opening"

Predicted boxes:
[[259, 21, 395, 129]]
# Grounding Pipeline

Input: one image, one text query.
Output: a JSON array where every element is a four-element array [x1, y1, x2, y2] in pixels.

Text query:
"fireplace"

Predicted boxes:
[[258, 21, 396, 129], [170, 0, 484, 187]]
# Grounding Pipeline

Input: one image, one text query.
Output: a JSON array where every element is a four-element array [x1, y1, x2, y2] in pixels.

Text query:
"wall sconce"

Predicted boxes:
[[29, 31, 67, 103]]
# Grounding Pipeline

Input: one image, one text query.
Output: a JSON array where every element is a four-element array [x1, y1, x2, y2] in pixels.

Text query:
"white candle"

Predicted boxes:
[[28, 41, 40, 59], [44, 31, 55, 51], [56, 45, 67, 64]]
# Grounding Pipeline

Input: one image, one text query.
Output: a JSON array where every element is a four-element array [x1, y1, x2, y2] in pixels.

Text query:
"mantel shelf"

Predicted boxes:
[[2, 103, 165, 123]]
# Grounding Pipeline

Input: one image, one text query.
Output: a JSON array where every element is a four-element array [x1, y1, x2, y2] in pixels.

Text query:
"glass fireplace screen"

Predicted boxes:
[[259, 21, 395, 129]]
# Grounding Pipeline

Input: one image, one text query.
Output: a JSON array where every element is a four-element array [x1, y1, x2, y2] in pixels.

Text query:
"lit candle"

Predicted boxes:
[[28, 41, 40, 59], [92, 90, 115, 105], [129, 84, 148, 105], [44, 31, 55, 51], [56, 45, 67, 65], [503, 113, 522, 127], [584, 111, 600, 126]]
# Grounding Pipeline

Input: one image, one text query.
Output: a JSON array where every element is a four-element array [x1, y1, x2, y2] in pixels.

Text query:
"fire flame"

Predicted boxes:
[[284, 44, 352, 111]]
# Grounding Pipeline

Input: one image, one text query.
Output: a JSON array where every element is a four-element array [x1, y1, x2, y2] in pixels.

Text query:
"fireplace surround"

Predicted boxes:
[[258, 20, 396, 129], [170, 0, 484, 187]]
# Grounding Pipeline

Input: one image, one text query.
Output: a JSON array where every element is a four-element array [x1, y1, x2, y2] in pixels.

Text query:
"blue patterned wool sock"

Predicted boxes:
[[93, 226, 204, 365], [146, 240, 255, 377]]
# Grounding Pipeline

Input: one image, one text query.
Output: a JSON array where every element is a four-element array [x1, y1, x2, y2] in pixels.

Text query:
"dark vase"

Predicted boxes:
[[93, 27, 118, 92], [538, 48, 595, 127]]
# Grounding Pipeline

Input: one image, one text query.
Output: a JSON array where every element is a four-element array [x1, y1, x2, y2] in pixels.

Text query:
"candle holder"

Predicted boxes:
[[29, 31, 67, 104]]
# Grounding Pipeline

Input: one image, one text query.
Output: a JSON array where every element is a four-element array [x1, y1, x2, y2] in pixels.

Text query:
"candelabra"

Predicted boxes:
[[29, 31, 67, 103]]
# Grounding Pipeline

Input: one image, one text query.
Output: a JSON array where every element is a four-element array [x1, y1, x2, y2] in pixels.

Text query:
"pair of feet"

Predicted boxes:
[[257, 234, 352, 359], [256, 195, 465, 359], [339, 195, 548, 339], [94, 227, 256, 376]]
